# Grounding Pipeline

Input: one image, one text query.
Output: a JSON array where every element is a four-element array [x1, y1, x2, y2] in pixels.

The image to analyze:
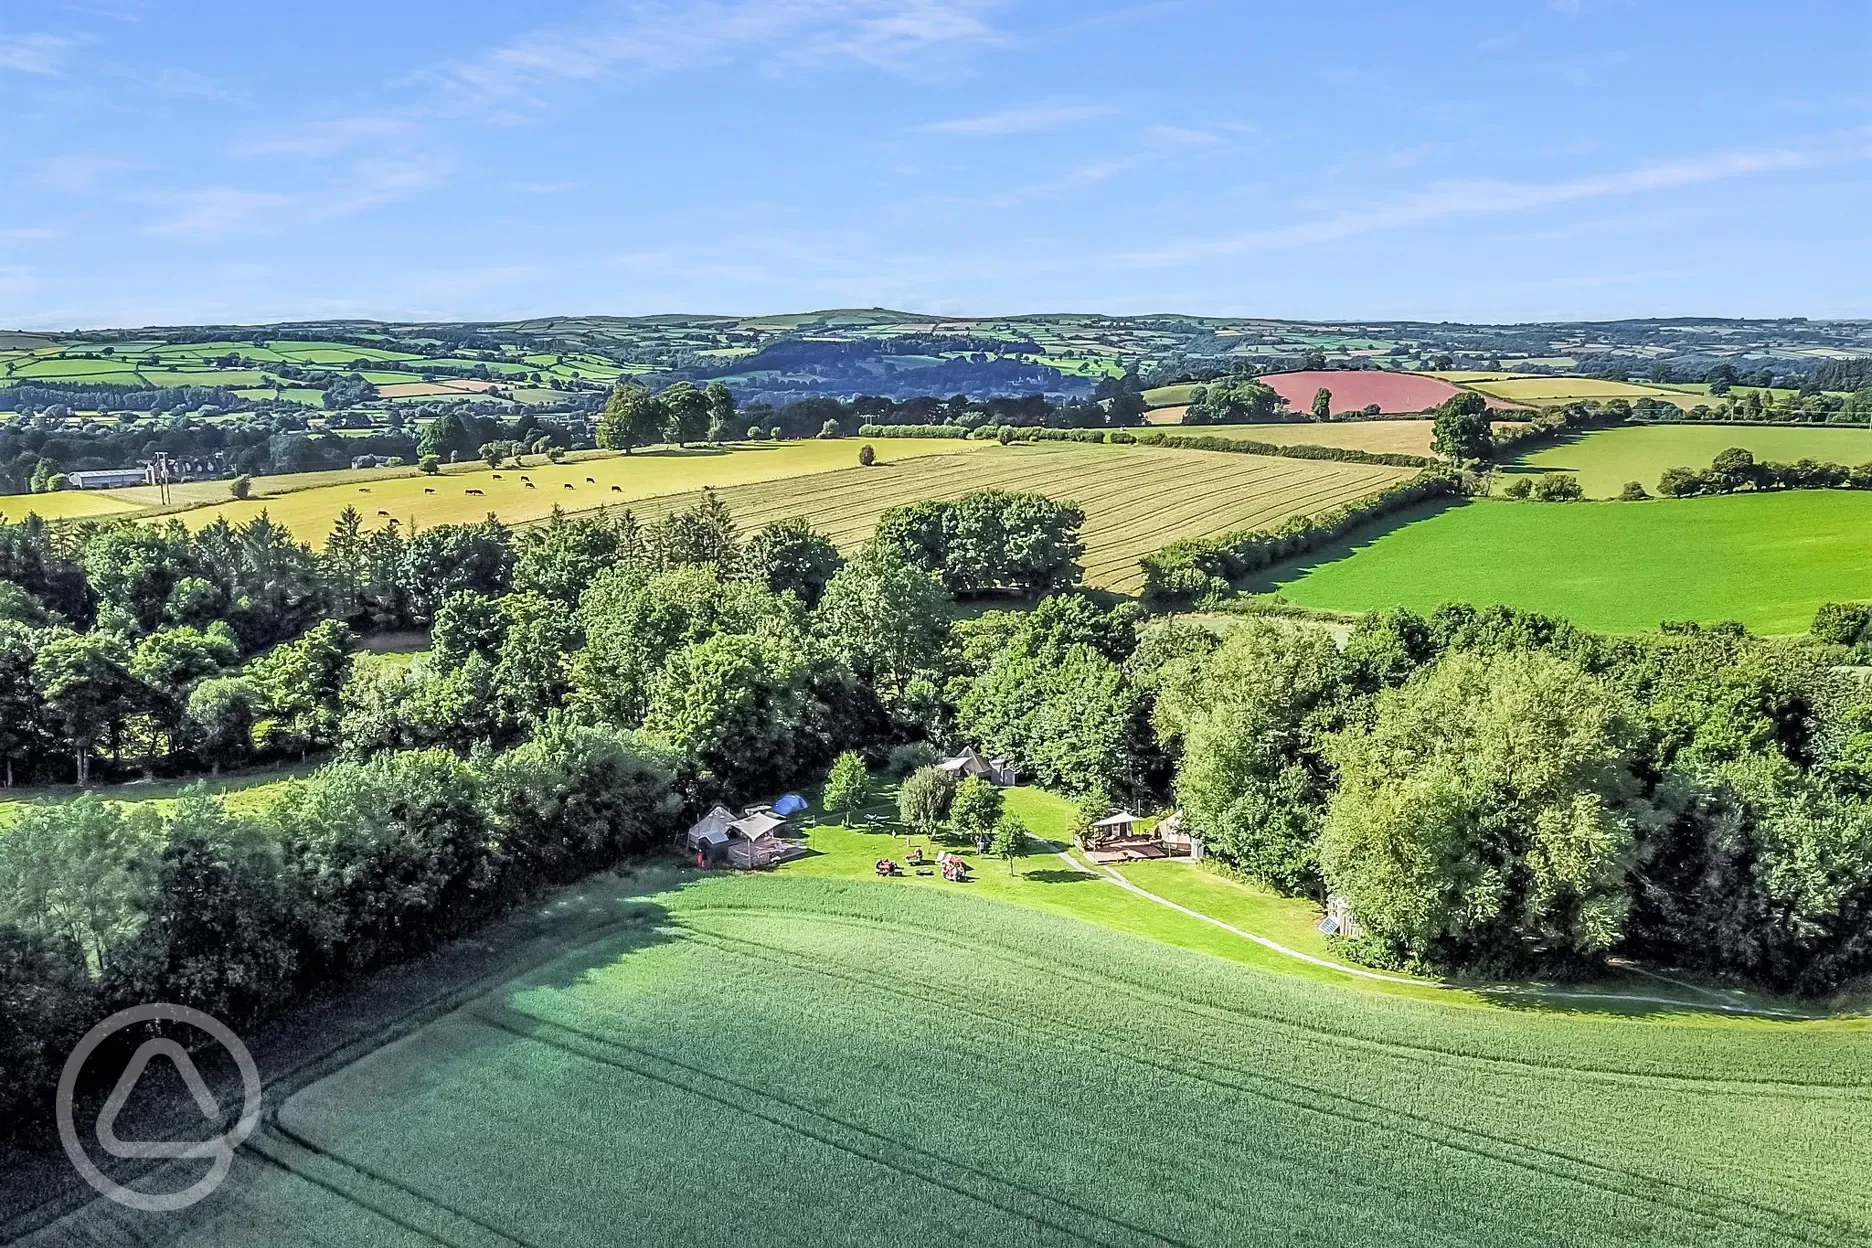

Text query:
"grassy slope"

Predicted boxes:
[[133, 859, 1869, 1247], [1258, 493, 1872, 634], [1511, 424, 1872, 497]]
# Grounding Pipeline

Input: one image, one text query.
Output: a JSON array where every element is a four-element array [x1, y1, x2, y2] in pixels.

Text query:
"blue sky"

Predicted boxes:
[[3, 0, 1869, 328]]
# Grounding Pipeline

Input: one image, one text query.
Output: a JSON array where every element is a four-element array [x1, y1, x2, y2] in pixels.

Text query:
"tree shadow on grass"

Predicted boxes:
[[1239, 496, 1469, 595], [1019, 868, 1104, 886]]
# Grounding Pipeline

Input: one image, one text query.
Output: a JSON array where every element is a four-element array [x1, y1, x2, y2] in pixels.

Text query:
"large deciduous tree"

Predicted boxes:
[[1430, 392, 1494, 463], [1320, 651, 1653, 973]]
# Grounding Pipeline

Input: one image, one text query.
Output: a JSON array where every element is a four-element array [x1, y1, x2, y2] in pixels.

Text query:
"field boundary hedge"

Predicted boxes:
[[1139, 470, 1466, 608], [856, 423, 1435, 469]]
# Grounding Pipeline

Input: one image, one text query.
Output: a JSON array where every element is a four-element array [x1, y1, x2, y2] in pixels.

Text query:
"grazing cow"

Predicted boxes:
[[492, 473, 502, 479], [520, 476, 530, 481], [563, 483, 575, 490], [610, 484, 622, 492], [524, 481, 536, 489], [586, 477, 595, 484], [377, 510, 391, 517], [424, 488, 436, 494], [358, 487, 370, 493], [465, 488, 484, 496]]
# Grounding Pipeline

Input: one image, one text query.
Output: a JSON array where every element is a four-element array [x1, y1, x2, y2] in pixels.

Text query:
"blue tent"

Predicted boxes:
[[772, 792, 809, 817]]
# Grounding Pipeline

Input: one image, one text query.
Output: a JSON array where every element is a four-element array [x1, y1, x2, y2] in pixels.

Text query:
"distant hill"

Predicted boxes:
[[7, 311, 1869, 409]]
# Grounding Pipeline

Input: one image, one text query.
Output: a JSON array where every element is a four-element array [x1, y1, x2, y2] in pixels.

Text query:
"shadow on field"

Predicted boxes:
[[0, 866, 706, 1244], [1241, 496, 1468, 594], [1020, 868, 1105, 886]]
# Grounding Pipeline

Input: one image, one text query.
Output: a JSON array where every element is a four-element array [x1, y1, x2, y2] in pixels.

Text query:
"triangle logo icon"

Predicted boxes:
[[95, 1039, 228, 1161]]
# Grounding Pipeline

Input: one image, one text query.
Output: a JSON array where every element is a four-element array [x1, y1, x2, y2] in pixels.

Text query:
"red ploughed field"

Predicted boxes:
[[1258, 370, 1512, 415]]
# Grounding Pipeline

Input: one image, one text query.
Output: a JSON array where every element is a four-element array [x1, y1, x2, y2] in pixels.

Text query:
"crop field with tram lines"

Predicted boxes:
[[0, 440, 1414, 597], [32, 859, 1866, 1248], [580, 443, 1414, 594]]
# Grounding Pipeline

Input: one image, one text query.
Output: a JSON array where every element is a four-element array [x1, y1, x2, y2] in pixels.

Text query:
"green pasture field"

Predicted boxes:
[[8, 356, 140, 379], [596, 443, 1414, 594], [1258, 492, 1872, 634], [1511, 424, 1872, 497], [89, 799, 1868, 1247], [266, 344, 423, 363], [1142, 382, 1200, 407]]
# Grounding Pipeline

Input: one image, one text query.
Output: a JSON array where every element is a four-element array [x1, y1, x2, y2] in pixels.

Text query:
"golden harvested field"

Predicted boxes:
[[1132, 420, 1527, 456], [165, 440, 990, 541], [592, 442, 1414, 593], [1465, 377, 1707, 408], [0, 489, 153, 522]]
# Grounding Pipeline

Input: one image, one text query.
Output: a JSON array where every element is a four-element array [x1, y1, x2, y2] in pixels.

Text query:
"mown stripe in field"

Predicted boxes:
[[674, 916, 1847, 1246], [568, 444, 1413, 594]]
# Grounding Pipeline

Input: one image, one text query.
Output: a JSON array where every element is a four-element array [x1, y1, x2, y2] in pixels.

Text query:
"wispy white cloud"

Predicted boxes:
[[234, 115, 418, 160], [141, 188, 294, 238], [317, 157, 453, 217], [1121, 137, 1872, 267], [0, 32, 86, 75], [920, 102, 1114, 137], [424, 0, 999, 113], [28, 153, 135, 194]]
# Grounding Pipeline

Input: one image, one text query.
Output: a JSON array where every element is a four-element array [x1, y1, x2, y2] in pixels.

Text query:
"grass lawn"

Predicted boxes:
[[1256, 493, 1872, 634], [1510, 424, 1872, 497]]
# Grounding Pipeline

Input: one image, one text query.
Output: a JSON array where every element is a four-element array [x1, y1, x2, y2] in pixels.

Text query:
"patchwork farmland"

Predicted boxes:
[[1254, 369, 1515, 414], [587, 443, 1414, 593], [0, 439, 1414, 597]]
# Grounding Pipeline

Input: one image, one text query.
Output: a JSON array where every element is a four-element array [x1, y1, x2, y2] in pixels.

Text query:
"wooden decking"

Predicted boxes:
[[1084, 838, 1178, 865]]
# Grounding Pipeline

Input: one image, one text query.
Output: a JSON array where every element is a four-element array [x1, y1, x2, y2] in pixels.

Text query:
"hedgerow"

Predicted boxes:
[[1140, 471, 1466, 608], [856, 423, 1435, 469]]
